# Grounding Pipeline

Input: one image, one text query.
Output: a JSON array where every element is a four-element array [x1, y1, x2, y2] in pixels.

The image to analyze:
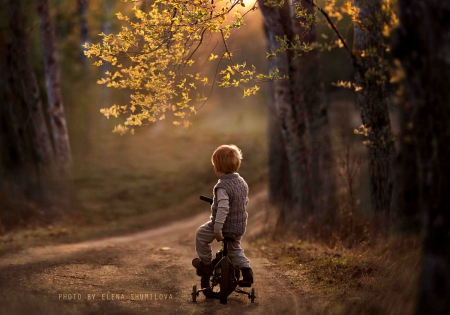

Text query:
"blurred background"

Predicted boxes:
[[0, 0, 380, 251], [3, 1, 435, 314]]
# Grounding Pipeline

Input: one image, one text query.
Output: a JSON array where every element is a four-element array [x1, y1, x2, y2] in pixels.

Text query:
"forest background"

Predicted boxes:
[[1, 0, 449, 314]]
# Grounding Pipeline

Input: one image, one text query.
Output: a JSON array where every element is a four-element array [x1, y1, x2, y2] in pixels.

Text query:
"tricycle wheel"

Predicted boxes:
[[250, 288, 256, 303], [200, 275, 219, 299], [191, 285, 197, 302], [219, 259, 230, 304]]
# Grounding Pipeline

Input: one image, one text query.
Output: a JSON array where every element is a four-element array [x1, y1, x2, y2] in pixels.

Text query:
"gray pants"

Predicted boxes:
[[195, 221, 250, 269]]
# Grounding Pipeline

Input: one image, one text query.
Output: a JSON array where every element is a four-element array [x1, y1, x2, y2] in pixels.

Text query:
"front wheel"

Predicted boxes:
[[219, 258, 230, 304]]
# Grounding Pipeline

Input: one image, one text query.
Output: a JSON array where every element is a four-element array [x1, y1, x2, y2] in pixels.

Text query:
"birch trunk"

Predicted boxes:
[[263, 22, 292, 226], [0, 0, 54, 201], [258, 0, 313, 223], [37, 0, 72, 167]]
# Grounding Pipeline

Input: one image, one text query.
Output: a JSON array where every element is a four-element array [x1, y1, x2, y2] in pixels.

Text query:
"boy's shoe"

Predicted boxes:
[[238, 267, 253, 287], [192, 258, 213, 276]]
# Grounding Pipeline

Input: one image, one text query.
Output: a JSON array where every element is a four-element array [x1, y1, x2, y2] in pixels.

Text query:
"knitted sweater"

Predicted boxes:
[[208, 172, 249, 236]]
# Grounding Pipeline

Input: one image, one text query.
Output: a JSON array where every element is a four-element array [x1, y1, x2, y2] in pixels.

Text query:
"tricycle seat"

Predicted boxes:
[[222, 233, 237, 242]]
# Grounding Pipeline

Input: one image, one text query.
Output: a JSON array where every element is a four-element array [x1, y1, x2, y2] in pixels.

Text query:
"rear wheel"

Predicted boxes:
[[201, 274, 219, 299]]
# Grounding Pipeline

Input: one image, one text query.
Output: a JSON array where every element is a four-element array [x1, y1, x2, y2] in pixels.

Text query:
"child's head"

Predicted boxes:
[[211, 144, 243, 174]]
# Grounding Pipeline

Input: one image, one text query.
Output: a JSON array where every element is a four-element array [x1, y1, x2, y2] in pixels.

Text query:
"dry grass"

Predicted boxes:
[[249, 203, 421, 315]]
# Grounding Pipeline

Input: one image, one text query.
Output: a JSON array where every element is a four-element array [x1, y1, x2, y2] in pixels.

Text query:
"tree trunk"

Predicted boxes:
[[293, 0, 337, 226], [77, 0, 89, 66], [0, 0, 54, 201], [263, 23, 292, 227], [394, 1, 450, 314], [267, 82, 292, 209], [353, 0, 395, 226], [258, 0, 313, 225], [37, 0, 72, 167], [391, 90, 420, 233], [101, 0, 113, 76]]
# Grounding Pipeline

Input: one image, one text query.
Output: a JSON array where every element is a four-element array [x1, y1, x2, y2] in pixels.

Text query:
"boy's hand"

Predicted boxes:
[[215, 232, 224, 241]]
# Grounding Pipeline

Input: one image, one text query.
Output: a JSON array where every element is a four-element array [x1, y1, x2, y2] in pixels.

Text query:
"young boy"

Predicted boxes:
[[192, 144, 253, 287]]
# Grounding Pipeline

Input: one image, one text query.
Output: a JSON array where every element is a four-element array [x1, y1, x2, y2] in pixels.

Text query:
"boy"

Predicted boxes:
[[192, 144, 253, 287]]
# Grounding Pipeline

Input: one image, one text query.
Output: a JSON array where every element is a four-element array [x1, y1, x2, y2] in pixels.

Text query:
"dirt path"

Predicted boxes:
[[0, 190, 305, 315]]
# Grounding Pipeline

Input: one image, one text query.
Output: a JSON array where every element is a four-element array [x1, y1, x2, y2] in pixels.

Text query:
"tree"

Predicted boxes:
[[258, 0, 337, 228], [0, 0, 54, 201], [37, 0, 72, 167], [77, 0, 89, 66], [394, 1, 450, 313], [353, 0, 395, 226], [391, 85, 420, 233], [263, 23, 292, 223], [258, 0, 313, 225], [293, 0, 336, 225]]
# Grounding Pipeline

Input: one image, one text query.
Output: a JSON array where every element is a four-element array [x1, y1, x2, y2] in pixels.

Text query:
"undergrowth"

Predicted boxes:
[[250, 202, 421, 315]]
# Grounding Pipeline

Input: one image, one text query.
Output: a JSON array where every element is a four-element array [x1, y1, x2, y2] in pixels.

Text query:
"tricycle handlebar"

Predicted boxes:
[[200, 195, 213, 205]]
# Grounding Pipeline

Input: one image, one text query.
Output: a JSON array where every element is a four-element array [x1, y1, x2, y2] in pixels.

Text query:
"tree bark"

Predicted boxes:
[[0, 0, 54, 201], [263, 23, 292, 227], [353, 0, 395, 225], [101, 0, 113, 76], [391, 90, 420, 233], [77, 0, 89, 66], [394, 1, 450, 314], [37, 0, 72, 167], [267, 82, 292, 209], [258, 0, 313, 224], [293, 0, 337, 226]]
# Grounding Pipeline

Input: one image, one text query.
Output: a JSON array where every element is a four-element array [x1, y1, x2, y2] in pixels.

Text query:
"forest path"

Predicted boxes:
[[0, 190, 307, 315]]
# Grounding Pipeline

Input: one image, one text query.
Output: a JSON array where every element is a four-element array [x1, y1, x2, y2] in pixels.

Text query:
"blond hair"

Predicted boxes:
[[211, 144, 243, 174]]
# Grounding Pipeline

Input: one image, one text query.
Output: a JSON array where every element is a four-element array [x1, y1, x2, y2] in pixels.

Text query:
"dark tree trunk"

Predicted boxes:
[[353, 0, 395, 225], [37, 0, 72, 167], [394, 1, 450, 314], [391, 91, 420, 233], [101, 0, 113, 76], [267, 83, 292, 211], [0, 0, 54, 200], [293, 0, 337, 226], [258, 0, 313, 225], [263, 23, 292, 227], [77, 0, 89, 66]]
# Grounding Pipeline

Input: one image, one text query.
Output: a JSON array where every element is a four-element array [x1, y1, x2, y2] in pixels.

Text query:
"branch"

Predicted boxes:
[[219, 29, 233, 63], [183, 28, 207, 66], [304, 0, 359, 69]]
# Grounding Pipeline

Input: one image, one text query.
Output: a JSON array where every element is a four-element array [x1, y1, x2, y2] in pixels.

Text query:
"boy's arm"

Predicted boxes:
[[214, 188, 229, 240]]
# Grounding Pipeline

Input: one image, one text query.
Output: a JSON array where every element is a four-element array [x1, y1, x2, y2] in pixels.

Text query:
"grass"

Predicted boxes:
[[250, 223, 421, 315]]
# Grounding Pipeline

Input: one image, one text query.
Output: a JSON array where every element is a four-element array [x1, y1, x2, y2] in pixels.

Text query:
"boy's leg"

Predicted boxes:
[[195, 222, 216, 265], [228, 236, 253, 286], [227, 236, 250, 269]]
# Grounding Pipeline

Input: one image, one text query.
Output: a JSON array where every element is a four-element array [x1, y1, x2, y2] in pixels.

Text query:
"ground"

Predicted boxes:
[[0, 190, 308, 315]]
